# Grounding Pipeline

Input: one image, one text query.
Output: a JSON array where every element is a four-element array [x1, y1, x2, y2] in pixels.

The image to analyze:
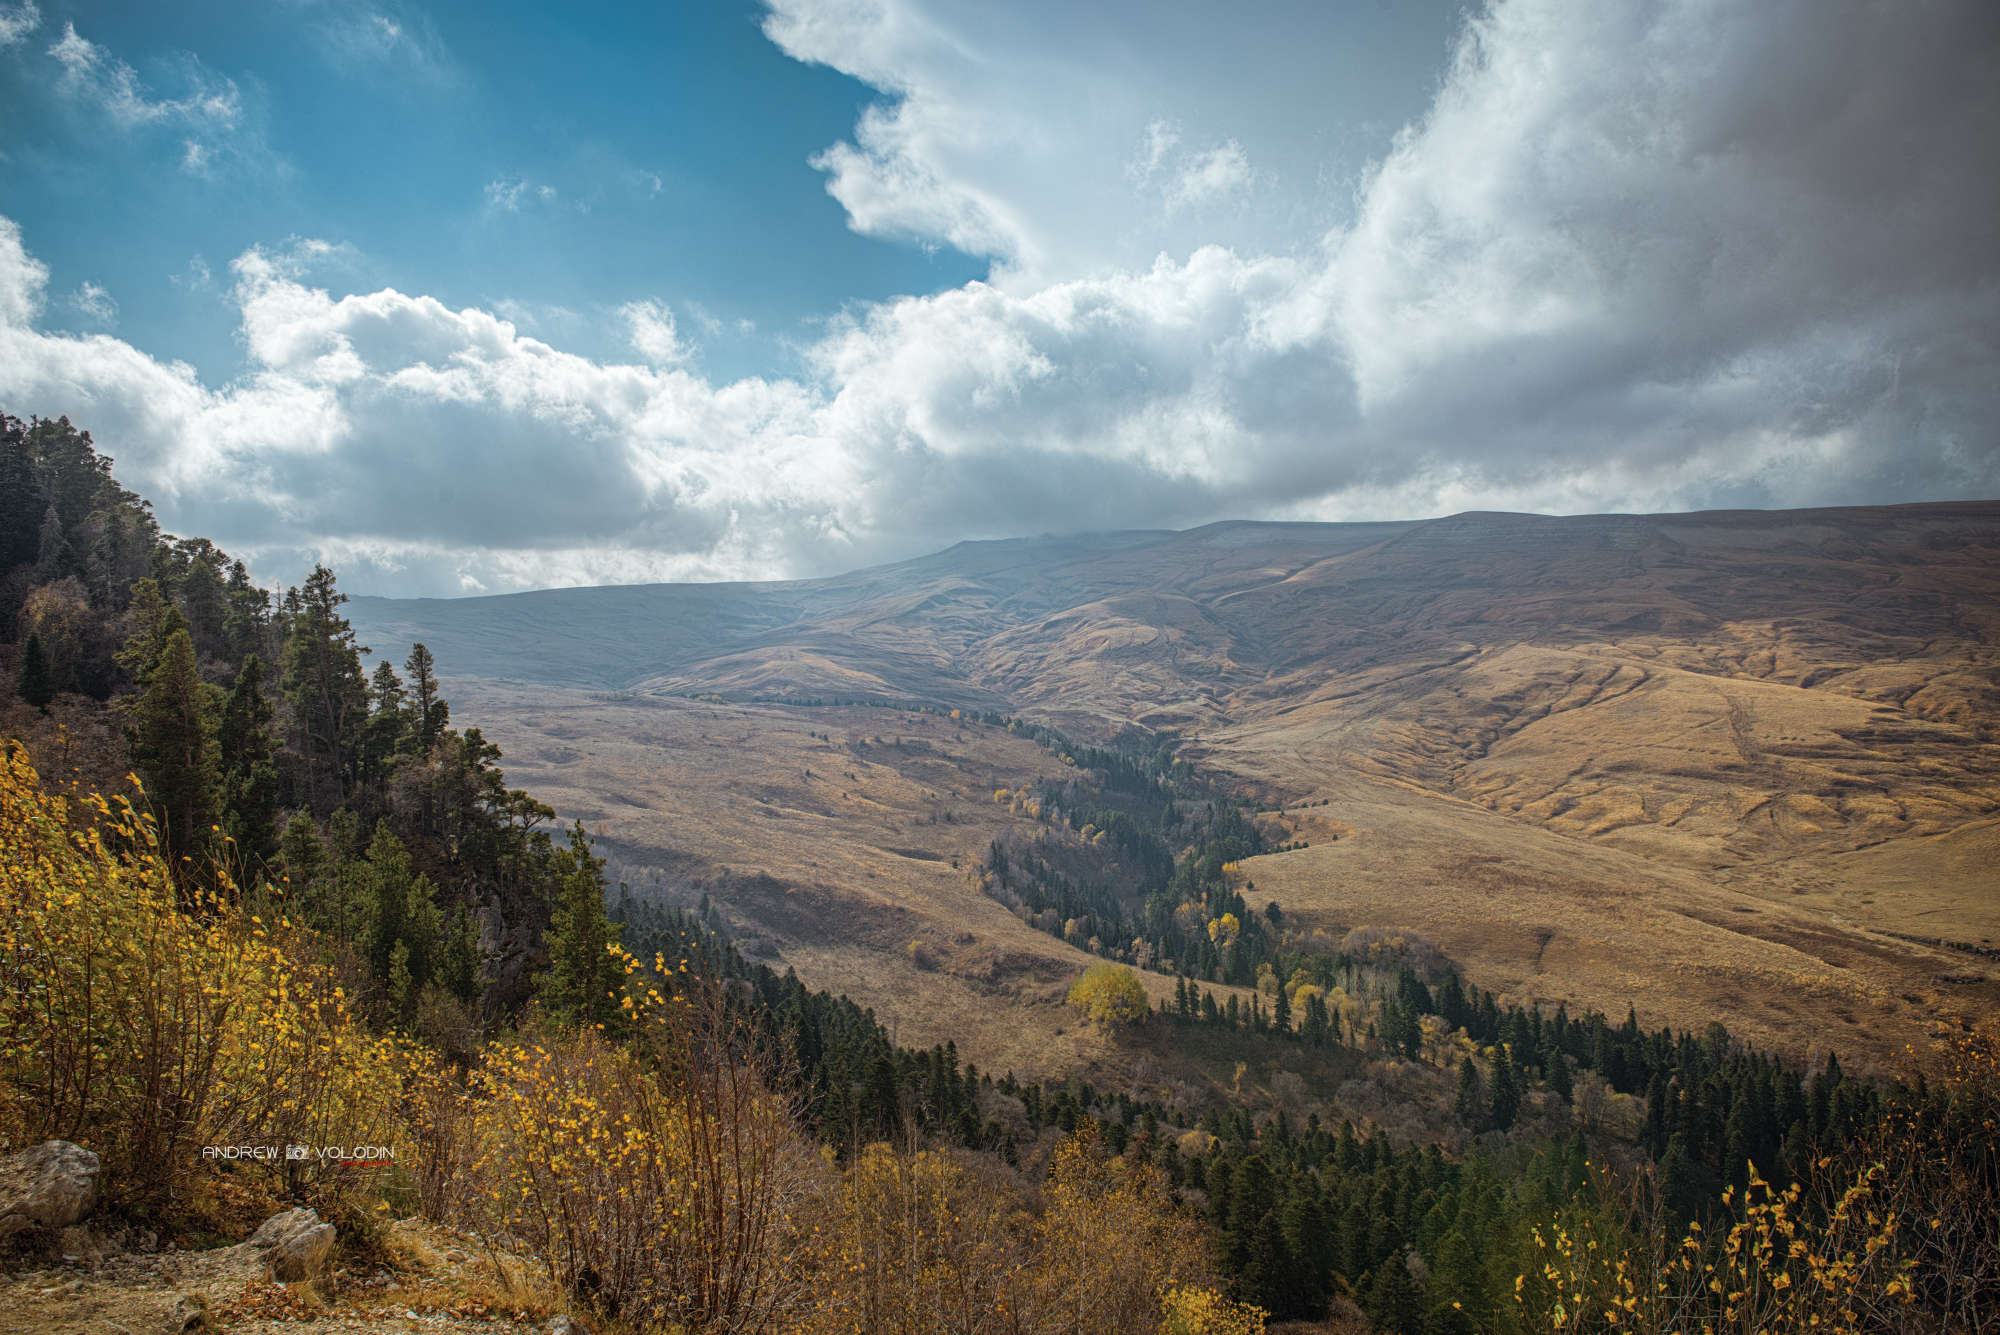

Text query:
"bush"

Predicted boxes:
[[447, 962, 817, 1329], [0, 741, 411, 1218]]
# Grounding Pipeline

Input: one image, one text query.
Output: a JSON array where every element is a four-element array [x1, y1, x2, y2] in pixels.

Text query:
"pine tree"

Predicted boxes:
[[280, 564, 369, 807], [1658, 1133, 1703, 1228], [217, 654, 281, 871], [1545, 1044, 1574, 1102], [16, 632, 53, 709], [437, 907, 484, 1001], [1489, 1051, 1521, 1131], [1364, 1252, 1423, 1335], [538, 820, 625, 1031], [222, 559, 270, 662], [0, 417, 43, 572], [1455, 1056, 1485, 1128], [125, 627, 221, 876], [362, 821, 420, 978], [116, 579, 182, 687], [35, 502, 69, 578], [405, 642, 445, 753], [365, 659, 409, 780]]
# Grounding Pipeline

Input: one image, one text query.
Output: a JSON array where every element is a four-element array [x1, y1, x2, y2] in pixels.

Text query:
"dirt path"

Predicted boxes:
[[1, 1219, 567, 1335]]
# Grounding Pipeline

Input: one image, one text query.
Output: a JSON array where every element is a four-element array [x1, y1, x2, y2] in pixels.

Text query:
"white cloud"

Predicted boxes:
[[484, 176, 559, 212], [311, 3, 455, 83], [0, 1, 39, 48], [1164, 140, 1250, 212], [1129, 120, 1180, 179], [48, 22, 241, 131], [621, 300, 690, 366], [43, 21, 259, 177], [170, 255, 213, 290], [2, 0, 1996, 596], [69, 280, 116, 326]]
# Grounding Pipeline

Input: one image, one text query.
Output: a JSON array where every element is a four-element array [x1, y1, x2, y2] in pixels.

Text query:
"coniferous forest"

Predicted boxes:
[[3, 411, 1998, 1335]]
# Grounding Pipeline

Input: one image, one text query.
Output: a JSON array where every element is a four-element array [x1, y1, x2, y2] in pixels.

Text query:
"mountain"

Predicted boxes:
[[348, 501, 2000, 1076]]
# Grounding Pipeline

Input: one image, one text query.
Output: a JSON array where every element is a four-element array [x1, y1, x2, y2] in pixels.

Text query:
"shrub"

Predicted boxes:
[[460, 960, 816, 1329], [0, 741, 411, 1217]]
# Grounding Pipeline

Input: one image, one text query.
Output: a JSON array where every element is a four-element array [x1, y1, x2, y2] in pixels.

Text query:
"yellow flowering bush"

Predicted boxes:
[[453, 953, 816, 1330], [0, 741, 411, 1214], [1159, 1284, 1267, 1335]]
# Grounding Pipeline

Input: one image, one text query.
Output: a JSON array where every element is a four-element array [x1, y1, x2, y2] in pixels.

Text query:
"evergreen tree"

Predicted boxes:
[[1546, 1043, 1574, 1102], [365, 659, 410, 779], [280, 564, 370, 807], [1455, 1056, 1485, 1129], [362, 821, 419, 977], [1364, 1253, 1423, 1335], [16, 632, 53, 709], [538, 820, 625, 1031], [437, 907, 484, 1001], [222, 559, 270, 662], [1489, 1051, 1521, 1131], [0, 416, 43, 575], [406, 642, 446, 753], [1658, 1133, 1704, 1228], [124, 626, 221, 876], [115, 579, 182, 687], [217, 655, 281, 871]]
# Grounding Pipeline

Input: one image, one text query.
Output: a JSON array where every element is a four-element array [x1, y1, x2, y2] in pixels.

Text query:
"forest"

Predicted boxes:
[[2, 412, 1997, 1334]]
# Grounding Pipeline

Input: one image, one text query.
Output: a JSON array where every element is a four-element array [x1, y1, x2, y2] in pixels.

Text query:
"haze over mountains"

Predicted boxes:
[[349, 501, 2000, 1075]]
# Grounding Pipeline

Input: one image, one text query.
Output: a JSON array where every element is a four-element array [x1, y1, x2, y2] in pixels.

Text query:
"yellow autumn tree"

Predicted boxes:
[[1069, 963, 1150, 1029]]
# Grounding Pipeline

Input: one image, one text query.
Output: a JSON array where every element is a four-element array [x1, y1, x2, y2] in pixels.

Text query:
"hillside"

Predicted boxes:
[[349, 502, 2000, 1076]]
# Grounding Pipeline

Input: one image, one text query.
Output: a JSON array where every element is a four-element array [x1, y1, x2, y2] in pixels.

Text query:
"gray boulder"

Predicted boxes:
[[249, 1206, 336, 1281], [0, 1139, 101, 1238]]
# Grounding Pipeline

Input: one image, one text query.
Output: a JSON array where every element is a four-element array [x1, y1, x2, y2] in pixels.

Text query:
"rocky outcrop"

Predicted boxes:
[[248, 1207, 336, 1281], [0, 1140, 101, 1238]]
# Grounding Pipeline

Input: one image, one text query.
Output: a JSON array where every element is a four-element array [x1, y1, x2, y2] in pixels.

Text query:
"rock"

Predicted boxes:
[[0, 1140, 101, 1238], [248, 1207, 336, 1281], [58, 1223, 114, 1264], [546, 1317, 583, 1335], [159, 1292, 205, 1332]]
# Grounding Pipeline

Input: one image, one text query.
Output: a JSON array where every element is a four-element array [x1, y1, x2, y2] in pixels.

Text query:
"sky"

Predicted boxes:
[[0, 0, 1996, 597]]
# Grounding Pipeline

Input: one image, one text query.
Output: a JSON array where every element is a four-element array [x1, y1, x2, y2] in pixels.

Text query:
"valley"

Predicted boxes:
[[349, 502, 2000, 1082]]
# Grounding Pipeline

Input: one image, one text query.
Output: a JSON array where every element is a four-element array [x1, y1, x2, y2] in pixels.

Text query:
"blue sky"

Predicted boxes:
[[1, 0, 1995, 595], [1, 0, 998, 383]]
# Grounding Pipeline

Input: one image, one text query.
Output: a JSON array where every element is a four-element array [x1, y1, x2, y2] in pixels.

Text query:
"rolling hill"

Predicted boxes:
[[348, 501, 2000, 1080]]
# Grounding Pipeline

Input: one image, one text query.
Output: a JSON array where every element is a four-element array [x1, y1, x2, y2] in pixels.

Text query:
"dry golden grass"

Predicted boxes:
[[443, 681, 1231, 1082], [353, 504, 2000, 1081]]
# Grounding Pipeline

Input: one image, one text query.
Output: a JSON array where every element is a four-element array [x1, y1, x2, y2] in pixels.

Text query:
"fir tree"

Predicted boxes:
[[1489, 1050, 1521, 1131], [1455, 1056, 1485, 1129], [217, 654, 281, 870], [16, 632, 53, 709], [124, 626, 221, 876], [280, 564, 370, 807], [406, 642, 446, 753], [538, 820, 625, 1031]]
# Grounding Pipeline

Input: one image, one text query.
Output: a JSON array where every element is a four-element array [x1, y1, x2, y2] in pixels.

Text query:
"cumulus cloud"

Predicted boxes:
[[2, 0, 1997, 596]]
